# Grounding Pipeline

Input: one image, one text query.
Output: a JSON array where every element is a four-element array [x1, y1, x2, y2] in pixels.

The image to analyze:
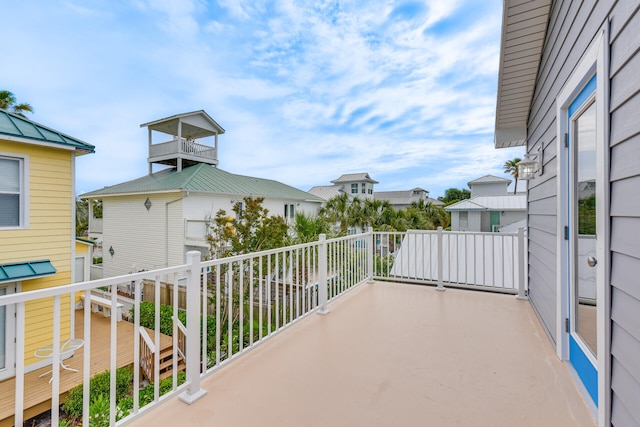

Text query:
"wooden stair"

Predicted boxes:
[[158, 345, 186, 381], [140, 332, 186, 383]]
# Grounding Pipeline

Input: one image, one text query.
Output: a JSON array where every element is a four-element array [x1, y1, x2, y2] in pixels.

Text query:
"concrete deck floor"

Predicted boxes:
[[129, 281, 595, 427]]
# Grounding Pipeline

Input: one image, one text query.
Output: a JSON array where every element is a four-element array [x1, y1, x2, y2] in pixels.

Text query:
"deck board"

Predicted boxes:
[[0, 309, 173, 426]]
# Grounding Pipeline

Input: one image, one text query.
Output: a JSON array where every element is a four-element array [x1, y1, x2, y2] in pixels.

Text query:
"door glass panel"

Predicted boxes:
[[574, 101, 597, 356]]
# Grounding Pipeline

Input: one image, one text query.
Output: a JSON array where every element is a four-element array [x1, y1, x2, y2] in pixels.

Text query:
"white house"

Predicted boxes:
[[309, 172, 378, 201], [374, 187, 443, 210], [82, 111, 323, 278], [446, 175, 526, 232]]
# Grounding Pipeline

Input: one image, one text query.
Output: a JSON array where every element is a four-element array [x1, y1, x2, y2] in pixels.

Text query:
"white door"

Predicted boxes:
[[0, 283, 16, 380]]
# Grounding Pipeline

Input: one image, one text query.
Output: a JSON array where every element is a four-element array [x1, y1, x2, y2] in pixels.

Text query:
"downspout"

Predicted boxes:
[[166, 192, 187, 268]]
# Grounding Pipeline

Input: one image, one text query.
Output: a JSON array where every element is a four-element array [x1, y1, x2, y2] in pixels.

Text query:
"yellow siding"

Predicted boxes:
[[75, 241, 90, 256], [0, 140, 76, 367]]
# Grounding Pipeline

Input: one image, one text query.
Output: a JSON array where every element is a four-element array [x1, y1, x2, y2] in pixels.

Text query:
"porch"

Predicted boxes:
[[129, 281, 595, 427], [0, 229, 595, 426], [0, 310, 174, 426]]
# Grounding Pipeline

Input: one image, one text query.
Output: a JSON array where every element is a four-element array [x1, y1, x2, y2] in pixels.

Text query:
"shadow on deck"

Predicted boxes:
[[0, 310, 173, 426]]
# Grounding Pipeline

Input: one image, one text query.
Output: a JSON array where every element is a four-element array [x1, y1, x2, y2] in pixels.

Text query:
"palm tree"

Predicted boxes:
[[504, 157, 522, 194], [0, 90, 33, 117], [289, 212, 332, 243], [320, 193, 350, 235]]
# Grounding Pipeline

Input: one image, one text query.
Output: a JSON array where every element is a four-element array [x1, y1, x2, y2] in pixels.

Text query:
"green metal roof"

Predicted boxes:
[[81, 163, 324, 202], [0, 260, 57, 283], [0, 110, 95, 154]]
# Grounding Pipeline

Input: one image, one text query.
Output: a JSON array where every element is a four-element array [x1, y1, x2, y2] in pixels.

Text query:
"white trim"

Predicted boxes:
[[555, 24, 609, 426], [0, 282, 19, 381]]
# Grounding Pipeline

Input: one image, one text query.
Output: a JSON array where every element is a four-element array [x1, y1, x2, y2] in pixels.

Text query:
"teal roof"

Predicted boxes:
[[81, 163, 324, 202], [0, 260, 56, 283], [0, 110, 95, 154]]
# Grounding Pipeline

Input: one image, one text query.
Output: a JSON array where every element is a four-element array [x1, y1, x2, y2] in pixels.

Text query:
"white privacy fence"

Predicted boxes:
[[373, 228, 527, 295]]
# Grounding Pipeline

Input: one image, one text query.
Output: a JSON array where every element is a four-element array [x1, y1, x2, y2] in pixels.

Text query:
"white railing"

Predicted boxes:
[[0, 228, 526, 426], [184, 219, 208, 242], [197, 232, 371, 373], [148, 139, 216, 161], [373, 227, 527, 296], [0, 232, 372, 426]]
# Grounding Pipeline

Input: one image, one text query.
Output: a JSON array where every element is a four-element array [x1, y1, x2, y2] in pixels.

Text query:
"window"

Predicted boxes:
[[368, 188, 373, 194], [284, 203, 294, 220], [459, 211, 468, 230], [0, 156, 26, 228], [236, 202, 243, 219], [351, 183, 358, 194], [361, 183, 366, 194]]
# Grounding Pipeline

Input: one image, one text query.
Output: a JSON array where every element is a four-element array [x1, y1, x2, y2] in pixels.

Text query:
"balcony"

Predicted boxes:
[[0, 230, 595, 426]]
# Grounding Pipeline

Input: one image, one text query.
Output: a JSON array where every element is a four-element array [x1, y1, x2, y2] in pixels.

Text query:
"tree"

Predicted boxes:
[[438, 188, 471, 205], [289, 212, 332, 244], [504, 157, 522, 194], [76, 199, 89, 237], [0, 90, 33, 117], [206, 197, 288, 258], [319, 193, 350, 235]]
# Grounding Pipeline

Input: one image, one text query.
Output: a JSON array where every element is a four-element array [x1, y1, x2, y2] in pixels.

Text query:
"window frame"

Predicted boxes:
[[0, 154, 29, 229]]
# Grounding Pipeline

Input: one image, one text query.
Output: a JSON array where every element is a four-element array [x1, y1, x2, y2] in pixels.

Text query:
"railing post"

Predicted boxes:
[[367, 227, 374, 283], [179, 251, 207, 404], [317, 234, 329, 315], [436, 226, 446, 291], [516, 227, 528, 300]]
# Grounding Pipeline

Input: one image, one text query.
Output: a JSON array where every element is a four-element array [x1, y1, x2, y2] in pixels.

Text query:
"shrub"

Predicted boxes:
[[118, 371, 186, 414], [131, 302, 187, 336], [62, 367, 133, 418]]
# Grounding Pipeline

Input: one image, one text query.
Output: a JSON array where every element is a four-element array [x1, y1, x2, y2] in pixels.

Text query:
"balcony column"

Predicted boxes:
[[317, 234, 329, 314], [179, 251, 207, 404], [214, 133, 218, 163], [177, 120, 183, 172], [436, 227, 446, 291], [148, 128, 153, 175]]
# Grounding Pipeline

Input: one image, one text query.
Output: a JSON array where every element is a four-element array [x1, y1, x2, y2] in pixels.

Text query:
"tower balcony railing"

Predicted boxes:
[[148, 138, 216, 162]]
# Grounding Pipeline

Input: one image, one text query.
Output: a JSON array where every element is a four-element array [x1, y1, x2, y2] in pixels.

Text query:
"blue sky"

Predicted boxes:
[[2, 0, 524, 197]]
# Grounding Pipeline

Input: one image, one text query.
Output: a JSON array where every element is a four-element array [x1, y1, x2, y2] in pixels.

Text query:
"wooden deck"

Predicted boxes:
[[0, 310, 173, 426]]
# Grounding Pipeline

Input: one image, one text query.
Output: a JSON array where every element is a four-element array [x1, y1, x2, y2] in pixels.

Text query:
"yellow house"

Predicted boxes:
[[0, 110, 94, 381]]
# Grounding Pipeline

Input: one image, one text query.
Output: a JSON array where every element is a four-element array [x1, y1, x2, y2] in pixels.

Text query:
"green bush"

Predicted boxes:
[[131, 302, 187, 336], [62, 366, 133, 418], [118, 371, 186, 414], [88, 394, 110, 427]]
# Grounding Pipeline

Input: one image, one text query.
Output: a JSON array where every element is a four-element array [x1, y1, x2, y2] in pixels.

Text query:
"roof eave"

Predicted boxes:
[[494, 0, 552, 149]]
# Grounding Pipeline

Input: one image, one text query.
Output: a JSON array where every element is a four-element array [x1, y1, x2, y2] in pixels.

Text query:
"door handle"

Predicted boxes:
[[587, 256, 597, 267]]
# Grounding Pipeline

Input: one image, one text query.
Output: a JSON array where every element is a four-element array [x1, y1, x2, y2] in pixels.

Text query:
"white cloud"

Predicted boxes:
[[0, 0, 510, 198]]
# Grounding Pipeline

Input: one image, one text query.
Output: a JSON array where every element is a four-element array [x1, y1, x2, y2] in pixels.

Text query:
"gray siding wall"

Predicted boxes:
[[526, 1, 640, 425], [609, 2, 640, 425]]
